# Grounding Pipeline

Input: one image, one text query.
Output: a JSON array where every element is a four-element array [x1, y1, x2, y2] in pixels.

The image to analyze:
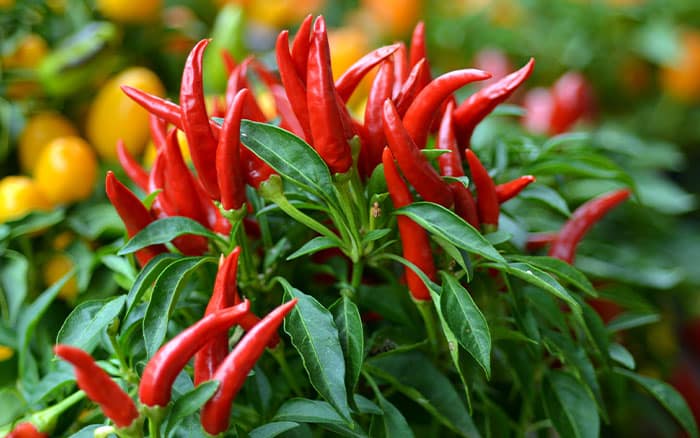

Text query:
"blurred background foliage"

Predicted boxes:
[[1, 0, 699, 435]]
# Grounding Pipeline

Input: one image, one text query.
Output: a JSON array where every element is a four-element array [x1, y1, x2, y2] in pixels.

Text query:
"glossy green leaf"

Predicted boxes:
[[396, 202, 505, 263], [543, 371, 600, 438], [143, 257, 215, 357], [608, 343, 635, 369], [509, 255, 596, 297], [240, 120, 337, 205], [165, 381, 219, 438], [287, 236, 342, 261], [124, 253, 179, 321], [366, 350, 480, 437], [0, 251, 28, 325], [280, 280, 352, 423], [369, 395, 414, 438], [607, 313, 660, 332], [615, 368, 698, 438], [249, 422, 301, 438], [56, 296, 125, 353], [67, 203, 122, 239], [118, 217, 222, 255], [354, 395, 381, 415], [440, 273, 491, 378], [7, 209, 64, 238], [331, 297, 364, 395], [273, 398, 347, 425], [361, 228, 391, 244]]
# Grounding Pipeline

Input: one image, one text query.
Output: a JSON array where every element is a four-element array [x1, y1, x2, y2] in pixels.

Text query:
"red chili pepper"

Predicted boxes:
[[521, 87, 554, 135], [291, 14, 313, 80], [383, 99, 453, 207], [221, 49, 237, 76], [335, 43, 400, 102], [54, 345, 139, 428], [242, 147, 276, 188], [453, 58, 535, 148], [252, 61, 306, 139], [550, 71, 595, 135], [382, 147, 435, 301], [403, 69, 491, 149], [139, 301, 251, 407], [163, 130, 210, 226], [148, 114, 168, 151], [217, 88, 247, 211], [116, 140, 149, 192], [464, 149, 499, 228], [394, 58, 429, 116], [121, 85, 184, 130], [361, 59, 394, 177], [392, 42, 408, 98], [436, 101, 464, 178], [194, 250, 241, 385], [276, 30, 312, 142], [210, 95, 226, 119], [180, 39, 221, 200], [525, 231, 558, 251], [306, 16, 352, 174], [225, 58, 266, 123], [105, 172, 166, 266], [7, 422, 47, 438], [200, 299, 298, 434], [495, 175, 536, 203], [408, 21, 428, 70], [548, 189, 631, 263]]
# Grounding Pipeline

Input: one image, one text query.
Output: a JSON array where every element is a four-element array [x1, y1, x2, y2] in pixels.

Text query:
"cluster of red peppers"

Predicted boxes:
[[14, 248, 297, 437]]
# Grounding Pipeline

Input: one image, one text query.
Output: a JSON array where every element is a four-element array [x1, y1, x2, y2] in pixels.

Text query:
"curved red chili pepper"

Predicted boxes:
[[306, 16, 352, 174], [54, 345, 139, 428], [116, 140, 149, 192], [163, 130, 210, 226], [242, 147, 276, 188], [105, 172, 166, 266], [252, 61, 306, 138], [148, 114, 168, 151], [217, 88, 247, 211], [7, 422, 47, 438], [550, 71, 595, 135], [525, 231, 558, 251], [225, 58, 266, 123], [139, 301, 251, 407], [121, 85, 183, 130], [291, 14, 313, 80], [180, 39, 220, 200], [221, 49, 237, 77], [394, 58, 429, 116], [408, 21, 427, 70], [335, 43, 400, 103], [194, 249, 241, 385], [453, 58, 535, 147], [382, 147, 435, 301], [276, 30, 312, 141], [464, 149, 499, 228], [392, 42, 408, 98], [450, 182, 480, 229], [548, 189, 631, 263], [147, 151, 169, 218], [383, 99, 453, 207], [436, 101, 464, 178], [403, 69, 491, 149], [496, 175, 536, 204], [361, 59, 394, 177], [200, 299, 298, 434]]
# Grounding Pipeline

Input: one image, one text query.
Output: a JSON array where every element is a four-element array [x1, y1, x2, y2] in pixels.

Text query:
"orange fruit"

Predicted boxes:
[[19, 112, 78, 173], [661, 30, 700, 102], [0, 176, 51, 223], [33, 137, 98, 205]]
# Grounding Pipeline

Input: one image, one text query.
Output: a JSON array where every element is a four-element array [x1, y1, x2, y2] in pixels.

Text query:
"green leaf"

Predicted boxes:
[[287, 236, 342, 261], [67, 202, 122, 239], [354, 395, 381, 415], [56, 296, 126, 353], [279, 280, 352, 423], [369, 394, 414, 438], [331, 297, 364, 395], [490, 262, 581, 315], [273, 398, 347, 425], [440, 273, 491, 378], [165, 381, 220, 438], [542, 132, 591, 152], [0, 251, 28, 325], [17, 270, 75, 380], [249, 422, 301, 438], [124, 253, 179, 321], [517, 184, 571, 216], [396, 202, 505, 263], [240, 120, 337, 205], [361, 228, 391, 244], [118, 217, 221, 255], [615, 368, 698, 438], [143, 257, 215, 357], [7, 209, 64, 238], [607, 313, 660, 332], [366, 350, 480, 437], [608, 343, 635, 370], [542, 371, 600, 438], [509, 255, 596, 297]]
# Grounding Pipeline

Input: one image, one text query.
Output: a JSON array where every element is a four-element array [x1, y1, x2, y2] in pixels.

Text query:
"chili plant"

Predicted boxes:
[[1, 17, 697, 438]]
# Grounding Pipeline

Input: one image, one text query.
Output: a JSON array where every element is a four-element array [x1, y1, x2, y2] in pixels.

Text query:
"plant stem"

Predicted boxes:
[[415, 300, 440, 356], [269, 192, 338, 240]]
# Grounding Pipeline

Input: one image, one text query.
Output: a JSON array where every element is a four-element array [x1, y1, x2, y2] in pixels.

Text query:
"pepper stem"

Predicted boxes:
[[415, 299, 440, 356]]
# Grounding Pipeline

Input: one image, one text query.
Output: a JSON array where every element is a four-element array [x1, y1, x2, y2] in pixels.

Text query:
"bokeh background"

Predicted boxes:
[[1, 0, 700, 435]]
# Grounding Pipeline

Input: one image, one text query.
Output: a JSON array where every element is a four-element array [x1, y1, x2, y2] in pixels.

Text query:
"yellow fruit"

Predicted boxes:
[[86, 67, 166, 160], [0, 176, 51, 223], [33, 137, 97, 205], [44, 254, 79, 301], [19, 112, 78, 173], [328, 27, 372, 110], [2, 34, 48, 69], [96, 0, 161, 22], [661, 30, 700, 103], [243, 0, 324, 27], [0, 346, 13, 362], [361, 0, 422, 37]]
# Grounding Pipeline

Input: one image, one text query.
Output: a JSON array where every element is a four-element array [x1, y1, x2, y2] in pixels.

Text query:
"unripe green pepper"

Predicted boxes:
[[203, 5, 246, 93]]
